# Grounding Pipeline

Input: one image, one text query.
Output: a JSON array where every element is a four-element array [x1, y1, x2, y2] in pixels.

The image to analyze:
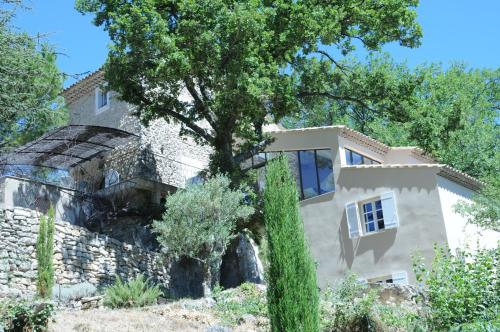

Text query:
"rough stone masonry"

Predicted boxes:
[[0, 207, 168, 297]]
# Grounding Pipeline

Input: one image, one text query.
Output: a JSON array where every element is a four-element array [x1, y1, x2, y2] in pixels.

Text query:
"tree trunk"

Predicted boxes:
[[211, 130, 241, 183], [201, 262, 212, 297]]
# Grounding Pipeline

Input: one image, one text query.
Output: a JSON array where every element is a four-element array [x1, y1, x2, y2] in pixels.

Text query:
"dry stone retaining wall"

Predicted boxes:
[[0, 207, 168, 297]]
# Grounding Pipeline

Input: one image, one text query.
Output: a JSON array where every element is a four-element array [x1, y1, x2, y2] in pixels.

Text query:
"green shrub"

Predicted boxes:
[[51, 282, 98, 304], [0, 300, 54, 332], [103, 274, 163, 309], [36, 207, 55, 299], [413, 245, 500, 330], [153, 175, 254, 296], [449, 319, 500, 332], [212, 282, 267, 326], [263, 155, 319, 332], [320, 273, 380, 332], [320, 274, 426, 332]]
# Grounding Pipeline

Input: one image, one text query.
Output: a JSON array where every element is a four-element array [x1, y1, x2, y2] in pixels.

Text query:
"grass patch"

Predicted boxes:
[[212, 282, 267, 326]]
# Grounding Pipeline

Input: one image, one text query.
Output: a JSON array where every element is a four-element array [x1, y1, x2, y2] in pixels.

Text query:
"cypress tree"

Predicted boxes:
[[36, 207, 55, 298], [264, 155, 319, 332]]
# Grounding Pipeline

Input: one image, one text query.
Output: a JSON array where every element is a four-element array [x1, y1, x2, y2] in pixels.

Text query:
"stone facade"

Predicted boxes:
[[65, 72, 212, 194], [0, 207, 168, 297]]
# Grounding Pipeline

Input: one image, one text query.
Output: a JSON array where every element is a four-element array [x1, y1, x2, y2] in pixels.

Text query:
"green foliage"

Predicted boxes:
[[413, 245, 500, 330], [212, 282, 267, 326], [320, 274, 379, 332], [320, 274, 424, 332], [51, 282, 98, 304], [263, 155, 319, 332], [0, 4, 67, 151], [76, 0, 421, 180], [36, 207, 55, 299], [455, 175, 500, 231], [449, 319, 500, 332], [153, 175, 254, 294], [0, 300, 54, 332], [103, 274, 163, 309]]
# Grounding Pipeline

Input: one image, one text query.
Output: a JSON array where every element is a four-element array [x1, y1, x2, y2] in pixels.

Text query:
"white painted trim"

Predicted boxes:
[[95, 87, 110, 114]]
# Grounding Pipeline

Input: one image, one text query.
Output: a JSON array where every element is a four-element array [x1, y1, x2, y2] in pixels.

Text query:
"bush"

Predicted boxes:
[[0, 300, 54, 332], [36, 207, 55, 299], [153, 175, 254, 296], [320, 273, 379, 332], [449, 319, 500, 332], [413, 245, 500, 330], [212, 282, 267, 326], [320, 274, 425, 332], [51, 282, 97, 304], [103, 274, 163, 309], [263, 155, 319, 332]]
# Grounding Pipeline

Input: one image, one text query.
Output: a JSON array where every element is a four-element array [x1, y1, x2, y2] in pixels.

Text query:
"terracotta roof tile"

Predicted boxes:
[[62, 69, 105, 105]]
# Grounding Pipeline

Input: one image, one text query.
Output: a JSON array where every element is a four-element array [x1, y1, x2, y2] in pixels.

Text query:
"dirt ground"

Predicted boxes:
[[49, 302, 265, 332]]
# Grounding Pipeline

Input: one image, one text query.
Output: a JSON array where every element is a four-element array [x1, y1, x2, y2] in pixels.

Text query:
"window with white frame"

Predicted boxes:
[[345, 192, 399, 238], [367, 271, 408, 285], [361, 198, 385, 233], [95, 87, 109, 113]]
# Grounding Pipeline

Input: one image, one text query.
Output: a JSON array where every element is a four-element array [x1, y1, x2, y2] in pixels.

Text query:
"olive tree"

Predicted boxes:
[[153, 175, 254, 296]]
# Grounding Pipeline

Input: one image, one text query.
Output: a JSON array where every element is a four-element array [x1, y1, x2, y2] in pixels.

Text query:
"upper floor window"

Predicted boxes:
[[95, 87, 110, 113], [345, 192, 399, 238], [256, 149, 335, 200], [345, 148, 381, 165]]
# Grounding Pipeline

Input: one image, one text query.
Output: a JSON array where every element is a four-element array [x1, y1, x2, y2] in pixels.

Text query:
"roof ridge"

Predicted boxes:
[[62, 67, 104, 94]]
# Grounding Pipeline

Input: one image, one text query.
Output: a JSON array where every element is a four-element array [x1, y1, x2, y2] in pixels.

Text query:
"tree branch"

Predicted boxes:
[[183, 78, 218, 131], [139, 95, 214, 144], [297, 91, 381, 114]]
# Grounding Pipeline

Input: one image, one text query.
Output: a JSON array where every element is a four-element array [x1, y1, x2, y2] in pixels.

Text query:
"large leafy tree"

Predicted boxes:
[[0, 1, 66, 151], [286, 56, 499, 181], [76, 0, 422, 182]]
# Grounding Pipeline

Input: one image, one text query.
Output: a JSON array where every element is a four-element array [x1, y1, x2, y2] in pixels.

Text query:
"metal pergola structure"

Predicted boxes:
[[0, 125, 138, 170]]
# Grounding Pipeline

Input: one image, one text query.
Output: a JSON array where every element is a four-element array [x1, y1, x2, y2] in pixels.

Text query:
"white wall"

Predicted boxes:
[[437, 176, 499, 252]]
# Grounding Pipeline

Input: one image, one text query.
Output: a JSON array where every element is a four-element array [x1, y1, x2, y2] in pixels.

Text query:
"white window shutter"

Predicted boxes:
[[381, 191, 399, 229], [392, 271, 408, 285], [345, 202, 360, 239]]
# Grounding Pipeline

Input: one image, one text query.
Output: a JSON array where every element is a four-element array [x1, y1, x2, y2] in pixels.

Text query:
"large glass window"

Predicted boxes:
[[255, 149, 334, 200], [345, 148, 381, 165], [299, 150, 319, 199], [316, 150, 335, 194]]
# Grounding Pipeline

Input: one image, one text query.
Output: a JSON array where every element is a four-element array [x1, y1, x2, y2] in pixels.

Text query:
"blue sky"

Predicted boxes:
[[12, 0, 500, 88]]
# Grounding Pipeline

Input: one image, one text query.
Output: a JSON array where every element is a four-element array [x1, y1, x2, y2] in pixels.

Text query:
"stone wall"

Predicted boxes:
[[0, 207, 168, 298]]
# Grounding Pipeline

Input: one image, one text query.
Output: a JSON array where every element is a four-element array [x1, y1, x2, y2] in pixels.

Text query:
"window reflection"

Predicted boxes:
[[299, 150, 319, 199], [316, 150, 334, 194], [254, 149, 335, 200], [345, 148, 381, 165]]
